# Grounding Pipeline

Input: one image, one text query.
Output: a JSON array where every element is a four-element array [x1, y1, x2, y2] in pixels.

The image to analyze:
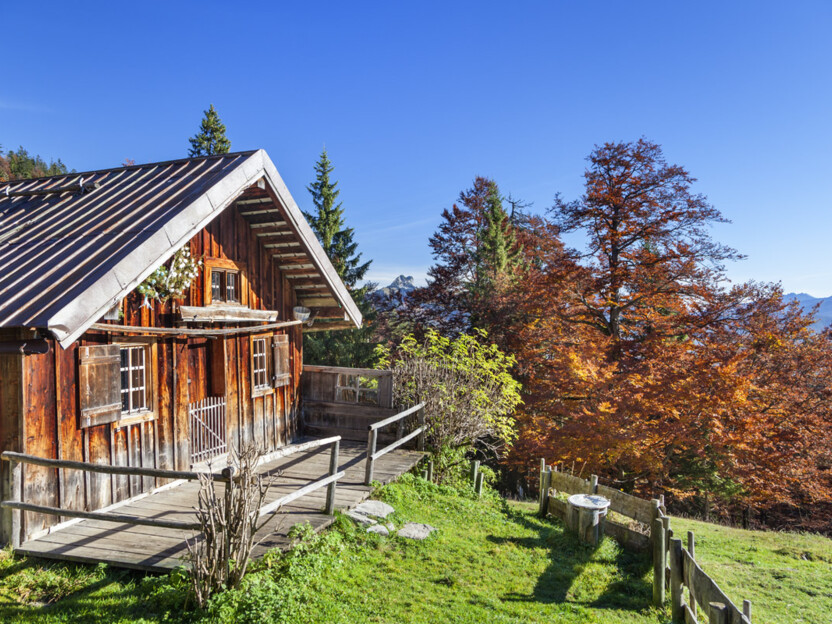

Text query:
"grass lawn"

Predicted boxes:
[[0, 474, 828, 623], [672, 516, 832, 624]]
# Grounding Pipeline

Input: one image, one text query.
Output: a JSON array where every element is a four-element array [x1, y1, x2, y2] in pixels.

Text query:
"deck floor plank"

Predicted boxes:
[[17, 440, 422, 571]]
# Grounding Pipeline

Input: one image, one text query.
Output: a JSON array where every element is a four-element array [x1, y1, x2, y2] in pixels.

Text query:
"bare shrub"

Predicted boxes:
[[186, 444, 278, 607]]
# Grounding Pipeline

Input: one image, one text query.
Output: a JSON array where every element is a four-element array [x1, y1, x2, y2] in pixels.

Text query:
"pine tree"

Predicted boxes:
[[477, 182, 522, 293], [303, 149, 375, 367], [188, 105, 231, 157]]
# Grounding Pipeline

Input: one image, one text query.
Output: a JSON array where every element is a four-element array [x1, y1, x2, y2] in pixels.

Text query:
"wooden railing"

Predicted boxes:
[[1, 436, 344, 548], [364, 403, 426, 485], [539, 461, 753, 623]]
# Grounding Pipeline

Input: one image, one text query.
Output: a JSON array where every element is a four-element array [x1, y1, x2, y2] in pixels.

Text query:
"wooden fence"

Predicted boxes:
[[538, 461, 753, 623]]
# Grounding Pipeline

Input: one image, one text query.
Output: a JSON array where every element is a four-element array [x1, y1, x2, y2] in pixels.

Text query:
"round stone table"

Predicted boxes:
[[566, 493, 610, 546]]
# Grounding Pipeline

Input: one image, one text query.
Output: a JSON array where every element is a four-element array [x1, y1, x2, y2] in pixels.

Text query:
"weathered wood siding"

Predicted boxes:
[[8, 198, 303, 542]]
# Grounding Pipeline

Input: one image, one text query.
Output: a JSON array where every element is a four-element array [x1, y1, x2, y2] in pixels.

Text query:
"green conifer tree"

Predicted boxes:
[[188, 104, 231, 157], [478, 182, 522, 284], [303, 149, 376, 367]]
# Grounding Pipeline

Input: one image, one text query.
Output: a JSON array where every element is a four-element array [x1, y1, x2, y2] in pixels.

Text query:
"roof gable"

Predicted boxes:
[[0, 149, 361, 347]]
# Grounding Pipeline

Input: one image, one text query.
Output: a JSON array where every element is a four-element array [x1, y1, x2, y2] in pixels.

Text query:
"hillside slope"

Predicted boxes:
[[672, 516, 832, 624]]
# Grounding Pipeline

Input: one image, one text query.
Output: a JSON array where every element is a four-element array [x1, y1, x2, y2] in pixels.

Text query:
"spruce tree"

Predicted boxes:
[[188, 104, 231, 157], [303, 149, 376, 367]]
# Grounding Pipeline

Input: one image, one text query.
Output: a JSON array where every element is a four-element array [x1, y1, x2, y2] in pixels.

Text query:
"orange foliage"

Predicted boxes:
[[501, 140, 832, 517]]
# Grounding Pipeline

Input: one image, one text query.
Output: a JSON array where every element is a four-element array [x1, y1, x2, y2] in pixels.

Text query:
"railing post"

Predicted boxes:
[[364, 428, 377, 486], [743, 599, 752, 623], [9, 458, 21, 549], [416, 406, 425, 451], [326, 439, 340, 515], [475, 471, 484, 497], [426, 460, 434, 482], [470, 459, 480, 485], [590, 474, 598, 494], [670, 537, 684, 622]]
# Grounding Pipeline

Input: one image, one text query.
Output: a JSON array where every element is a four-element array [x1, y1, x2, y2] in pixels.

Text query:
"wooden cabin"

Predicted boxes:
[[0, 150, 368, 546]]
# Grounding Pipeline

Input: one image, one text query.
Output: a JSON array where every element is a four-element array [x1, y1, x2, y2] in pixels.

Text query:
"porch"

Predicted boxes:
[[7, 438, 423, 572]]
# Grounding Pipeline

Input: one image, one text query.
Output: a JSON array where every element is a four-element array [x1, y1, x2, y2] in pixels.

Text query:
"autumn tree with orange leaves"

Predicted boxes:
[[500, 139, 832, 527]]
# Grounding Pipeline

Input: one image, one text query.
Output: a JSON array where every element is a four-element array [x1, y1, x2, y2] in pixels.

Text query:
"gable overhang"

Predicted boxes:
[[47, 150, 361, 348]]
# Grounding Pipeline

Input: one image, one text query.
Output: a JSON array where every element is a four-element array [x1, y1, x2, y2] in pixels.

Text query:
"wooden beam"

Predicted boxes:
[[0, 501, 201, 531], [305, 307, 345, 319], [89, 319, 301, 337]]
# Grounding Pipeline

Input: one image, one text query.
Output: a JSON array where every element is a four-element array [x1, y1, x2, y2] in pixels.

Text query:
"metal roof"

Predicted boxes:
[[0, 149, 361, 347]]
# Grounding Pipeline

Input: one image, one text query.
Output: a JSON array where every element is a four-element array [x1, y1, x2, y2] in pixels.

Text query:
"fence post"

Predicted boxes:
[[687, 531, 696, 617], [475, 471, 484, 497], [538, 459, 546, 513], [470, 459, 480, 485], [416, 406, 426, 451], [743, 600, 752, 623], [364, 428, 378, 485], [590, 474, 598, 494], [426, 460, 434, 483], [670, 537, 684, 622], [709, 602, 729, 624], [652, 500, 666, 607]]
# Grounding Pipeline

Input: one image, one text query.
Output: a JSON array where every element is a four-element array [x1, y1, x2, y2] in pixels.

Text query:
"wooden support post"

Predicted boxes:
[[365, 429, 378, 486], [670, 538, 684, 622], [662, 515, 671, 551], [421, 469, 428, 479], [652, 517, 666, 607], [590, 474, 598, 493], [538, 459, 546, 513], [9, 459, 21, 549], [743, 600, 752, 623], [325, 439, 339, 515], [426, 460, 434, 483], [475, 471, 484, 497], [708, 602, 728, 624], [470, 459, 480, 484], [416, 406, 426, 451]]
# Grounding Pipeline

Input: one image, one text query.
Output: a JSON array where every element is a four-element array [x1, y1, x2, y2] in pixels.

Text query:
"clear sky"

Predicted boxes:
[[3, 2, 832, 294]]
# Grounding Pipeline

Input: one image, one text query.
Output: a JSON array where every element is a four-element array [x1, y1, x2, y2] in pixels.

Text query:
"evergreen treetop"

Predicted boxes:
[[304, 149, 370, 289], [188, 105, 231, 157]]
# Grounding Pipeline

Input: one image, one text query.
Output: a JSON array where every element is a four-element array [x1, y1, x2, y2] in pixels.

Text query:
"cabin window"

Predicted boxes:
[[209, 269, 239, 304], [251, 334, 290, 396], [252, 337, 270, 390], [120, 345, 149, 414]]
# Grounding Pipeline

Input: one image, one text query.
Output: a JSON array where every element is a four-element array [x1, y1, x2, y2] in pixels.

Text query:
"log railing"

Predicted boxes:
[[1, 436, 345, 548], [538, 460, 754, 623], [364, 403, 426, 485]]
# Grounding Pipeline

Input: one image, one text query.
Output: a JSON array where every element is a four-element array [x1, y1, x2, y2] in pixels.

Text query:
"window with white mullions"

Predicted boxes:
[[252, 337, 269, 390], [209, 268, 240, 303], [120, 346, 148, 414]]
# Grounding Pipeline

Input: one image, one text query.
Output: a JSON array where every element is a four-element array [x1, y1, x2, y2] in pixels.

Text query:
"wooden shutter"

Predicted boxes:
[[272, 334, 291, 388], [78, 344, 122, 428]]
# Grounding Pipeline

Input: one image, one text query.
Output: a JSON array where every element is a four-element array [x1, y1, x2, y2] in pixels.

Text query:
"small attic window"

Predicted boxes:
[[204, 257, 247, 306]]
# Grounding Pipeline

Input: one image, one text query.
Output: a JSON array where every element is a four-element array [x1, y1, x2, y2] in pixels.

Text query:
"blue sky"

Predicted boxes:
[[3, 2, 832, 294]]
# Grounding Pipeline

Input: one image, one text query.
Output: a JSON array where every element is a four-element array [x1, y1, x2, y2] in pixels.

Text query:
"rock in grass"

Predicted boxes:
[[398, 522, 436, 540], [367, 524, 390, 536], [346, 509, 377, 526], [353, 500, 395, 518]]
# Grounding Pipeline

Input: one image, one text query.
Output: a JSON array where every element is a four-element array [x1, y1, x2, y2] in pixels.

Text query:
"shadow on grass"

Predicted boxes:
[[0, 555, 187, 623], [490, 503, 652, 611]]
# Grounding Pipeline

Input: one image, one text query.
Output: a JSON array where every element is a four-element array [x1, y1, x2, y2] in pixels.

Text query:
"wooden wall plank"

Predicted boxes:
[[22, 350, 58, 538], [55, 343, 84, 513], [156, 340, 175, 473], [173, 339, 190, 470]]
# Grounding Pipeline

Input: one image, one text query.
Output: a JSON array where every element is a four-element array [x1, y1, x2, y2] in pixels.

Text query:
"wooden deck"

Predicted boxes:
[[15, 440, 423, 572]]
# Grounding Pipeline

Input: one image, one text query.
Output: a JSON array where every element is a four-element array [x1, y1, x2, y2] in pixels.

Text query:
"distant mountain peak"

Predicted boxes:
[[387, 275, 415, 292]]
